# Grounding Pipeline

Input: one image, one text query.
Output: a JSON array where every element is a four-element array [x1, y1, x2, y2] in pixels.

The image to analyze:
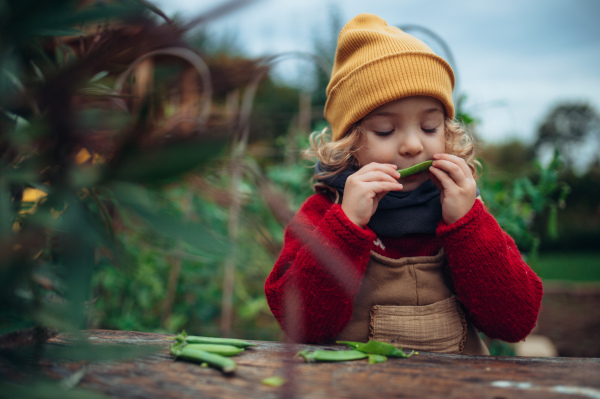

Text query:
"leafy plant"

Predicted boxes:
[[479, 149, 570, 264], [0, 0, 248, 395]]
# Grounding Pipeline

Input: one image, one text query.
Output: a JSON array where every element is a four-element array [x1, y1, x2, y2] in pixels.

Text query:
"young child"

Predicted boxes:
[[264, 13, 543, 355]]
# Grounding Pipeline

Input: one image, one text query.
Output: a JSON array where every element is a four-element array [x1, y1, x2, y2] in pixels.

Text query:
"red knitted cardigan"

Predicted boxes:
[[264, 193, 543, 344]]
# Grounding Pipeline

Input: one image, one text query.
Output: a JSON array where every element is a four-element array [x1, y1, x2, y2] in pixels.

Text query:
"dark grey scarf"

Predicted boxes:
[[315, 162, 442, 237]]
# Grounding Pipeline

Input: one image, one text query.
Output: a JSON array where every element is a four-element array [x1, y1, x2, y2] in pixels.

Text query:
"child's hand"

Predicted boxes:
[[428, 154, 477, 224], [341, 163, 402, 227]]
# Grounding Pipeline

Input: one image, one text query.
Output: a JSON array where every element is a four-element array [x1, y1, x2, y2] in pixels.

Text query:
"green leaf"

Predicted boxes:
[[30, 61, 45, 82], [110, 141, 226, 184], [547, 204, 558, 240], [108, 182, 228, 257], [0, 176, 11, 236], [137, 210, 228, 258], [33, 27, 85, 37], [89, 71, 109, 83], [2, 69, 25, 92], [17, 3, 142, 42]]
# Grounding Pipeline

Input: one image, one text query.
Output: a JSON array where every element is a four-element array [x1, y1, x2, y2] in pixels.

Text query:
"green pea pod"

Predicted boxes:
[[296, 349, 368, 363], [368, 354, 387, 364], [175, 331, 256, 348], [171, 341, 236, 373], [184, 343, 244, 357], [397, 160, 433, 178], [337, 340, 415, 358]]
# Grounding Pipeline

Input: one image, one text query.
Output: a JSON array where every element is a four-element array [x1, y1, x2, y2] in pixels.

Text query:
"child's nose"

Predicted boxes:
[[398, 131, 423, 156]]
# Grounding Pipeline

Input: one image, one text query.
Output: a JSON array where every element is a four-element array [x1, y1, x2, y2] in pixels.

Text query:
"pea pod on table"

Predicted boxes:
[[296, 349, 368, 363], [184, 343, 244, 357], [337, 340, 415, 358], [175, 331, 257, 348], [170, 341, 237, 374]]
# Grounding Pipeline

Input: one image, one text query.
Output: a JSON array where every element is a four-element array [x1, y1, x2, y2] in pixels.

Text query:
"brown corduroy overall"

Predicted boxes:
[[317, 185, 489, 356]]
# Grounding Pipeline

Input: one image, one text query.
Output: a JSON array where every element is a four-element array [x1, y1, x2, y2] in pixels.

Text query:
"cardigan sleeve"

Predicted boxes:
[[264, 193, 376, 343], [437, 199, 544, 343]]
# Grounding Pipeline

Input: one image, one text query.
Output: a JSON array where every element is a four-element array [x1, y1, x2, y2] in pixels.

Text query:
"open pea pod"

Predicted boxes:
[[337, 340, 415, 358]]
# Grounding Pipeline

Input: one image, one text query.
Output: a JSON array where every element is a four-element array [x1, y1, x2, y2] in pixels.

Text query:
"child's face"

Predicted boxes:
[[356, 96, 446, 191]]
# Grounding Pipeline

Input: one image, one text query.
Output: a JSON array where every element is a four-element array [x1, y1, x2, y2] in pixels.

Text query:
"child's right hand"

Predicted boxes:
[[341, 163, 402, 227]]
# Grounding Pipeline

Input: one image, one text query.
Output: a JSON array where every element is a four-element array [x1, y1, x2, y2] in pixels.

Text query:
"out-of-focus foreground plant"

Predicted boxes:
[[0, 0, 267, 395]]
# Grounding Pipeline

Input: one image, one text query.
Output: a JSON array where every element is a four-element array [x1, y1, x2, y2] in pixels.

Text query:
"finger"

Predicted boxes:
[[354, 170, 402, 184], [433, 153, 471, 176], [428, 165, 458, 190], [367, 181, 404, 194], [357, 162, 400, 178], [431, 159, 469, 185]]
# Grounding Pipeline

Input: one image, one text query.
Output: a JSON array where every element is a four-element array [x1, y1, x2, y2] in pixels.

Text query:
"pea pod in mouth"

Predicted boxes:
[[397, 160, 433, 178]]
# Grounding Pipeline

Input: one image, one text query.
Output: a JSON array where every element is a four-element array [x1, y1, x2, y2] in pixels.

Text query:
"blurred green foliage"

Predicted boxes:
[[0, 0, 235, 395], [478, 149, 570, 264]]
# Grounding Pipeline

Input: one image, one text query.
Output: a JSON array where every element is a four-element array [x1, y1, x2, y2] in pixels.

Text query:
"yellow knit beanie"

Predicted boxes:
[[324, 13, 455, 141]]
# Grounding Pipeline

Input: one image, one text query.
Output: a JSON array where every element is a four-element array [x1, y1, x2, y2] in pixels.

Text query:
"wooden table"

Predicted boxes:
[[43, 330, 600, 398]]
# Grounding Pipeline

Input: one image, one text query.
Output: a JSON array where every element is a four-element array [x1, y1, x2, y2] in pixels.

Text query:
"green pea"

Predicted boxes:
[[175, 331, 256, 348], [397, 160, 433, 178], [184, 343, 244, 357], [368, 354, 387, 364], [296, 349, 368, 363], [337, 340, 415, 358], [261, 376, 287, 387], [170, 341, 236, 374]]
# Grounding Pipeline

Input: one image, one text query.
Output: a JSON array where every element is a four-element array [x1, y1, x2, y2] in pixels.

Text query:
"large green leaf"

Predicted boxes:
[[13, 3, 143, 42], [109, 141, 226, 185], [107, 182, 229, 258], [33, 27, 85, 37]]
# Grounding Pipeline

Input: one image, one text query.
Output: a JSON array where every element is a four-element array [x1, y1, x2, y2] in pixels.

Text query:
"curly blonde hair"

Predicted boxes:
[[304, 118, 481, 179]]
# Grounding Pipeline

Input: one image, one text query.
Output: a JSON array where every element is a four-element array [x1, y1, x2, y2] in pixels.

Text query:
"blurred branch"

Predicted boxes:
[[220, 64, 269, 336], [219, 50, 330, 336], [114, 47, 213, 127], [134, 0, 174, 25]]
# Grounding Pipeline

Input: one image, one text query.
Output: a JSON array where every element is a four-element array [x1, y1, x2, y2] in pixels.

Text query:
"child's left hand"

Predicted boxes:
[[428, 153, 477, 225]]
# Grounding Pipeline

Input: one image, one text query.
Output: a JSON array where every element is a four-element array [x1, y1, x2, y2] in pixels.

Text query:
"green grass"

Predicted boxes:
[[532, 251, 600, 282]]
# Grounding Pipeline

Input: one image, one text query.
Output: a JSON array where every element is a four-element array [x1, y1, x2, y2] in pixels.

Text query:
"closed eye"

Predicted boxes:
[[422, 127, 438, 133], [374, 130, 394, 136]]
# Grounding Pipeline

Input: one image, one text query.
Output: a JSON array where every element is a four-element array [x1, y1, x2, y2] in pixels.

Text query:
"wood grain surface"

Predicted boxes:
[[42, 329, 600, 399]]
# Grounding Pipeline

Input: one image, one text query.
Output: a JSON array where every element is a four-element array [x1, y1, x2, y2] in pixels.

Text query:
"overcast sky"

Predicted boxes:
[[151, 0, 600, 155]]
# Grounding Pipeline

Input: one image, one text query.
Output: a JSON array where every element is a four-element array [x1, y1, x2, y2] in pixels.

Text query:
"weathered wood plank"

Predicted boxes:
[[43, 330, 600, 399]]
